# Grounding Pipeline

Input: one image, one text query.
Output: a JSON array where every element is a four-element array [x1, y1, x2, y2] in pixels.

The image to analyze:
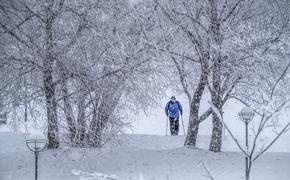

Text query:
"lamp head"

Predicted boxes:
[[26, 133, 48, 152], [239, 107, 255, 123]]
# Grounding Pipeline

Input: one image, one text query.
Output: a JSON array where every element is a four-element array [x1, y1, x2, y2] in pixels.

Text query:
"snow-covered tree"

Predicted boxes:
[[0, 0, 162, 148], [153, 0, 290, 152]]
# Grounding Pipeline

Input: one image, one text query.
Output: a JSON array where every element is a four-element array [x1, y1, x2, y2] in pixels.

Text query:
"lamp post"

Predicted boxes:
[[26, 133, 48, 180], [239, 107, 255, 180]]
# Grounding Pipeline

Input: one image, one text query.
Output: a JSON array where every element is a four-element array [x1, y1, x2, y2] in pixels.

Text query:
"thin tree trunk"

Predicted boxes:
[[95, 111, 107, 147], [76, 91, 86, 146], [59, 65, 76, 143], [88, 106, 98, 147], [44, 3, 59, 149], [88, 84, 122, 147], [88, 101, 109, 147], [62, 83, 77, 143]]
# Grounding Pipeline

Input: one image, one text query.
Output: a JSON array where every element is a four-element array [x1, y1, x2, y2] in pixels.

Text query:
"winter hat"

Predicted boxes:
[[170, 96, 176, 101]]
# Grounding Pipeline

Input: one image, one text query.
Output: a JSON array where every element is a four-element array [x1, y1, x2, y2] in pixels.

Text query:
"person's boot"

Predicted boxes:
[[170, 125, 174, 135]]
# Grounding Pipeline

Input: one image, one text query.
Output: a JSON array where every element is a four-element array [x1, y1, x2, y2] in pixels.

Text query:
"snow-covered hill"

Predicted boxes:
[[0, 133, 289, 180]]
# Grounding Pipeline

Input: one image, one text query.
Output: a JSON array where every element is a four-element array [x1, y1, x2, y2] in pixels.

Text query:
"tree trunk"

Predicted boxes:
[[88, 106, 98, 147], [90, 109, 109, 147], [44, 4, 59, 149], [184, 71, 207, 146], [208, 0, 223, 152], [59, 65, 76, 143], [209, 110, 223, 152], [185, 112, 200, 146], [209, 59, 223, 152], [76, 91, 86, 146], [88, 84, 122, 147], [88, 98, 112, 147]]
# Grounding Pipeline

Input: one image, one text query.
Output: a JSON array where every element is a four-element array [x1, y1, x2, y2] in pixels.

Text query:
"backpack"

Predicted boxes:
[[166, 101, 181, 117]]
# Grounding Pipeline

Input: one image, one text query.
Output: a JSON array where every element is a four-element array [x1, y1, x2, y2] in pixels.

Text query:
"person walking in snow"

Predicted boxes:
[[165, 96, 183, 136]]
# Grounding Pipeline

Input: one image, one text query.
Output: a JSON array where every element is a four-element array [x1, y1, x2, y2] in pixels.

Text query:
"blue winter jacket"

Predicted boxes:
[[165, 100, 183, 118]]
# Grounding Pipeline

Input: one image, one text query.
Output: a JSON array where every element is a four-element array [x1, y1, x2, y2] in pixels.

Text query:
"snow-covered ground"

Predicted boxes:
[[0, 132, 289, 180]]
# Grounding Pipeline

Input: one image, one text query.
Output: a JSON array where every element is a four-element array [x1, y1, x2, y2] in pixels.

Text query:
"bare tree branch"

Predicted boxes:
[[270, 60, 290, 98], [197, 160, 215, 180], [253, 121, 290, 161]]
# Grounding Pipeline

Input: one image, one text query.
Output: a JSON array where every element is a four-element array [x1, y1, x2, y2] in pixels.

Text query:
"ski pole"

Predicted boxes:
[[166, 116, 168, 136], [181, 115, 186, 135]]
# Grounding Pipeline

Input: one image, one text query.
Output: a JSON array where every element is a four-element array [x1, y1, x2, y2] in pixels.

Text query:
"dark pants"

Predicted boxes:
[[169, 117, 179, 136]]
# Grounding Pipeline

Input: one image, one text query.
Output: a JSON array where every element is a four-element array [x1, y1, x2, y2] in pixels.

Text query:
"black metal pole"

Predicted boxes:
[[245, 121, 249, 180], [35, 151, 39, 180]]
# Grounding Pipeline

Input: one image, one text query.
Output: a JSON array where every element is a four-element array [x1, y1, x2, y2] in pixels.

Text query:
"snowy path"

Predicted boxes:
[[0, 133, 290, 180]]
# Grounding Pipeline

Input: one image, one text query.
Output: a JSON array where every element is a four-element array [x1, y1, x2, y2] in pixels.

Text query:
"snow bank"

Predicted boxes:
[[1, 133, 290, 180]]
